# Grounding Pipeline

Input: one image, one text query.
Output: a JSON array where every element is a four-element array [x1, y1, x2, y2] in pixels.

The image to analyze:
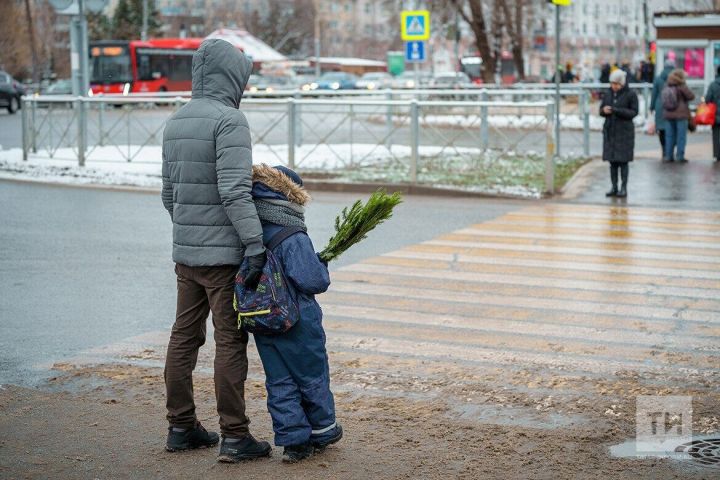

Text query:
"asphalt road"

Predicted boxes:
[[0, 179, 522, 387]]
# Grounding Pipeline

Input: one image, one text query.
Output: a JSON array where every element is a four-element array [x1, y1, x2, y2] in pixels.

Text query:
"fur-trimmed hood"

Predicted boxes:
[[667, 69, 686, 86], [251, 164, 311, 206]]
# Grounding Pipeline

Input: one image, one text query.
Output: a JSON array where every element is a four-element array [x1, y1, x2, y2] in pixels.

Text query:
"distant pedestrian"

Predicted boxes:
[[599, 63, 611, 84], [650, 59, 675, 157], [161, 39, 272, 462], [704, 65, 720, 162], [662, 68, 695, 162], [563, 62, 576, 83], [600, 69, 638, 198]]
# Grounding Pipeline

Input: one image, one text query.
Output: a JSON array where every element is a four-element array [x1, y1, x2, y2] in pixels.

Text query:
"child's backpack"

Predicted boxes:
[[234, 226, 304, 335], [661, 85, 678, 111]]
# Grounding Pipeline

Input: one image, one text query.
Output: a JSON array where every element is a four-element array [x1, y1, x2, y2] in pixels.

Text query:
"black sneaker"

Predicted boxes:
[[217, 434, 272, 463], [282, 442, 314, 463], [311, 423, 343, 452], [166, 422, 219, 452]]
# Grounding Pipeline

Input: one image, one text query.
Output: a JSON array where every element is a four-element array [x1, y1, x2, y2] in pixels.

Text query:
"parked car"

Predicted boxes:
[[0, 70, 26, 114], [310, 72, 358, 90], [44, 79, 73, 95], [355, 72, 392, 90], [390, 71, 432, 89], [430, 72, 472, 89]]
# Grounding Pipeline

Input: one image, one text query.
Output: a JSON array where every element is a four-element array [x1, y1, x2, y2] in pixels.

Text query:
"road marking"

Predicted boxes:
[[324, 203, 720, 379]]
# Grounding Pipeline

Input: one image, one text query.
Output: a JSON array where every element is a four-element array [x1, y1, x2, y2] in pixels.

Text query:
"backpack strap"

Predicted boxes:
[[266, 226, 305, 251]]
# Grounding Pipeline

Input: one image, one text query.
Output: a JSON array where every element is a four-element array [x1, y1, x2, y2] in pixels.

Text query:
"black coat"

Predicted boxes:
[[600, 86, 639, 163]]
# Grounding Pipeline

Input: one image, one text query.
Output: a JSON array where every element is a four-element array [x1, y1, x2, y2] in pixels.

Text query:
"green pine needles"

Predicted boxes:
[[319, 190, 403, 263]]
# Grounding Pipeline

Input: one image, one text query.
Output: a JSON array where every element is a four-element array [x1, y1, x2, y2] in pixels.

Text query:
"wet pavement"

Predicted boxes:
[[0, 180, 520, 386], [570, 139, 719, 209], [1, 176, 719, 477]]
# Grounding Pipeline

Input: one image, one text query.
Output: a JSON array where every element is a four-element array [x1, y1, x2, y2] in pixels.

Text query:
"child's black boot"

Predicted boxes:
[[282, 442, 314, 463], [312, 423, 343, 452]]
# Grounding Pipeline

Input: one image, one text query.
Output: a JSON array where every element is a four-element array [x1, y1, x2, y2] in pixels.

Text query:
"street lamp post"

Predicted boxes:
[[141, 0, 148, 41], [554, 2, 560, 158], [313, 0, 321, 78]]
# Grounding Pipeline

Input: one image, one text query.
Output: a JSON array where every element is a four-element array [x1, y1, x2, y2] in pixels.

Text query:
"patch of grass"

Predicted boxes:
[[307, 151, 589, 197]]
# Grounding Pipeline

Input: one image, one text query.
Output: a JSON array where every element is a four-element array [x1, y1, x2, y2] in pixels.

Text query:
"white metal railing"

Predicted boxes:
[[22, 95, 560, 193]]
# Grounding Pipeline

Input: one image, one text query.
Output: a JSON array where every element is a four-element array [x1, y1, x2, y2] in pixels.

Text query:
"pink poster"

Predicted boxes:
[[684, 48, 705, 78]]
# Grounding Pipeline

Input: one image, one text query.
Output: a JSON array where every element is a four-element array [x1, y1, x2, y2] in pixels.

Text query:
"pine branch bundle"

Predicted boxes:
[[319, 190, 403, 263]]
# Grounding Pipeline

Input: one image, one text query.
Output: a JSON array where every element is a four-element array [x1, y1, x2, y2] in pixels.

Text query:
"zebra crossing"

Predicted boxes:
[[321, 203, 720, 380]]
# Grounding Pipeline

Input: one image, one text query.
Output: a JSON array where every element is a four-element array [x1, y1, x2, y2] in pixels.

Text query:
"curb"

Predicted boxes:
[[558, 157, 603, 200], [0, 174, 543, 201]]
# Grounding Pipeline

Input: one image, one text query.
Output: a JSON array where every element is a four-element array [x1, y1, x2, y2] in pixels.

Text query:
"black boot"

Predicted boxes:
[[312, 423, 343, 452], [166, 422, 219, 452], [616, 164, 628, 198], [217, 434, 272, 463], [606, 163, 619, 197], [282, 442, 314, 463]]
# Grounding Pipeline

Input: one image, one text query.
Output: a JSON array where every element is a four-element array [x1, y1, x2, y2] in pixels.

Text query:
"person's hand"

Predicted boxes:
[[244, 251, 267, 290], [603, 106, 613, 115]]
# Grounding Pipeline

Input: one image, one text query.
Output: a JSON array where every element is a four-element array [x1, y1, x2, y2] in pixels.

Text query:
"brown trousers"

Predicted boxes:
[[164, 263, 250, 438]]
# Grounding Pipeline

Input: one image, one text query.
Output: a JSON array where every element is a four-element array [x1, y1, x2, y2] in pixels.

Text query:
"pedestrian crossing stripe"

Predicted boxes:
[[401, 10, 430, 41], [323, 203, 720, 378]]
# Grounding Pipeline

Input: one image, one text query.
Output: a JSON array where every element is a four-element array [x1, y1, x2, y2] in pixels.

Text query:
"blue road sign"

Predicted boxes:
[[405, 41, 426, 62], [401, 10, 430, 41]]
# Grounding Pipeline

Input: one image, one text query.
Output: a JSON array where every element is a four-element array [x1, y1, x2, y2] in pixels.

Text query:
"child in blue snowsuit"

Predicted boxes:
[[250, 164, 342, 463]]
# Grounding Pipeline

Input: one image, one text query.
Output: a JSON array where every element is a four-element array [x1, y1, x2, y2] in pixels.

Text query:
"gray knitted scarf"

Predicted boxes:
[[254, 198, 307, 231]]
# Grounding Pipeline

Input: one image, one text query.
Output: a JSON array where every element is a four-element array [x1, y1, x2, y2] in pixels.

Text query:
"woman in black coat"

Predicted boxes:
[[600, 69, 639, 198]]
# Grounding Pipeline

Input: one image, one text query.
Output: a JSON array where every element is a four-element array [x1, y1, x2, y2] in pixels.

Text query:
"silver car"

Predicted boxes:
[[355, 72, 393, 90]]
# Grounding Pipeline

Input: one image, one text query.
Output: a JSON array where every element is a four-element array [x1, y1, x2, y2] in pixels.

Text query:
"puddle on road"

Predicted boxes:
[[453, 402, 589, 430]]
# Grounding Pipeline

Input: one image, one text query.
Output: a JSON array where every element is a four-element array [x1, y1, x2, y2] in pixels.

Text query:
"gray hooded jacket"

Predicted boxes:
[[161, 39, 264, 266]]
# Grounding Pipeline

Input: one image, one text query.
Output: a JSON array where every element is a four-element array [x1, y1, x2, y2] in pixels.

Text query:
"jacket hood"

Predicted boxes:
[[667, 69, 686, 86], [251, 164, 311, 206], [191, 39, 252, 108]]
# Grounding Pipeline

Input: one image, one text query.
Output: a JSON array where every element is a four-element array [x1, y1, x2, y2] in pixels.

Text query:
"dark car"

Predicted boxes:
[[0, 71, 26, 114]]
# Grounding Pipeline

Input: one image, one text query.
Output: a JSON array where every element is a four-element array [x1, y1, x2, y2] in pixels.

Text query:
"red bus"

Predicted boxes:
[[89, 38, 204, 95]]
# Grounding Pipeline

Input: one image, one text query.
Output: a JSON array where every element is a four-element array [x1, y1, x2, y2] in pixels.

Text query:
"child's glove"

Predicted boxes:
[[244, 251, 267, 290]]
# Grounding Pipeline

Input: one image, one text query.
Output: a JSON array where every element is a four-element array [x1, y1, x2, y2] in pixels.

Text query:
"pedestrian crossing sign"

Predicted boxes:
[[401, 10, 430, 41]]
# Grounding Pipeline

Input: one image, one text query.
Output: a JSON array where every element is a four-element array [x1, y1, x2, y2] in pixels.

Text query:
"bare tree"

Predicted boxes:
[[448, 0, 497, 83], [0, 2, 32, 79], [24, 0, 40, 83], [244, 0, 316, 56], [497, 0, 524, 79]]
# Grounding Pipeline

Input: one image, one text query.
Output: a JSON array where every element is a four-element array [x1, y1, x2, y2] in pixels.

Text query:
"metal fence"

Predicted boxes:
[[22, 94, 560, 193]]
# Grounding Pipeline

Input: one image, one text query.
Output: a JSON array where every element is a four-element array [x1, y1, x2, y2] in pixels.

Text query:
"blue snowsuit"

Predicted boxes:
[[250, 182, 337, 447]]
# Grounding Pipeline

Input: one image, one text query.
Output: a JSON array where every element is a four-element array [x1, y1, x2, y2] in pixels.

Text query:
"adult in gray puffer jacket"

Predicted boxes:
[[161, 39, 272, 462]]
